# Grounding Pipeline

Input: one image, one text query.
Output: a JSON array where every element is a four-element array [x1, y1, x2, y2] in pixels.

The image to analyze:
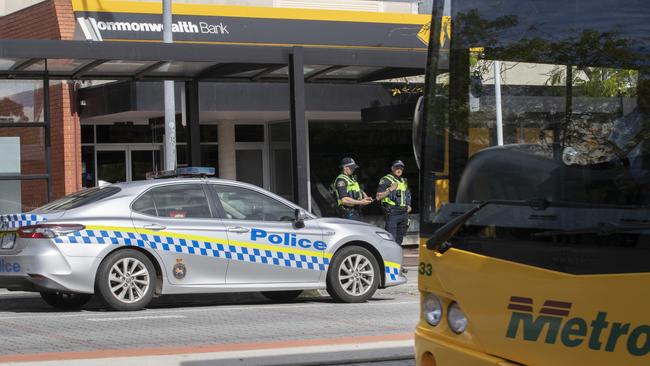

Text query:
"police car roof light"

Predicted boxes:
[[146, 167, 216, 180]]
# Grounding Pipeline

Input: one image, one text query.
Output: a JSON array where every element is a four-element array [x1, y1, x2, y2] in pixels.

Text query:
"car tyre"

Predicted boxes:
[[96, 249, 156, 311], [326, 246, 379, 303], [261, 290, 303, 302], [40, 292, 92, 309]]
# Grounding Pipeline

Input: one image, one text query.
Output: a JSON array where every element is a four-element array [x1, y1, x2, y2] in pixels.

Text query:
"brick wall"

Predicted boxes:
[[49, 81, 82, 198], [0, 0, 82, 208], [0, 1, 60, 39]]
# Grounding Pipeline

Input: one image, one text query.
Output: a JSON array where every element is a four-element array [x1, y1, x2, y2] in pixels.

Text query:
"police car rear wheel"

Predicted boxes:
[[40, 292, 92, 309], [326, 246, 379, 303], [261, 290, 303, 302], [96, 249, 156, 311]]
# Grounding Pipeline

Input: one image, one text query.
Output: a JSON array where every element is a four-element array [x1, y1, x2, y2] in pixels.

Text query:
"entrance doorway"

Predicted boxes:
[[96, 145, 162, 184], [268, 121, 293, 201]]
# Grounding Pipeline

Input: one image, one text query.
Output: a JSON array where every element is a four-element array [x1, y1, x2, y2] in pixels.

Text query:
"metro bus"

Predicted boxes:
[[415, 0, 650, 365]]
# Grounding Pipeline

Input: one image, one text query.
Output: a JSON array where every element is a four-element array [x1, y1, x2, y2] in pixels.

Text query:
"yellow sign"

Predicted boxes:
[[440, 16, 451, 48], [417, 21, 431, 46]]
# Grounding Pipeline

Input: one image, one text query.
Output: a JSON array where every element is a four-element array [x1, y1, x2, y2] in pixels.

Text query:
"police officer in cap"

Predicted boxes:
[[333, 157, 373, 221], [376, 160, 412, 244]]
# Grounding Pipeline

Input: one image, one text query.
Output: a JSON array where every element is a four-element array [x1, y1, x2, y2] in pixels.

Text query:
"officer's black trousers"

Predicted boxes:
[[384, 209, 408, 245]]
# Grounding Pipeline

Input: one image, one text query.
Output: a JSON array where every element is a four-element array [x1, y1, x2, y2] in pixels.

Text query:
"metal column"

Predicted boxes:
[[288, 46, 310, 210], [43, 68, 52, 201], [185, 79, 201, 166]]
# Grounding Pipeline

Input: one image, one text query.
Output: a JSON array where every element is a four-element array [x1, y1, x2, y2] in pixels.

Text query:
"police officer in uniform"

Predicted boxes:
[[376, 160, 412, 244], [333, 157, 373, 221]]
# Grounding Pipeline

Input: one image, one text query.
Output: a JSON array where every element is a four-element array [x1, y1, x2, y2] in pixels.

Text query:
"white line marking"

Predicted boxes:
[[0, 300, 418, 321], [86, 315, 186, 322]]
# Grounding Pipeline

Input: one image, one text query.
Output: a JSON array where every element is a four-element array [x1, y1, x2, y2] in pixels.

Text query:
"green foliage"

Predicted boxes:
[[546, 66, 637, 98]]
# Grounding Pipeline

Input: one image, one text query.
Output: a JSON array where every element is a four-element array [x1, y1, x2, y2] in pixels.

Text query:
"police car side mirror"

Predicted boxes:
[[294, 209, 307, 229]]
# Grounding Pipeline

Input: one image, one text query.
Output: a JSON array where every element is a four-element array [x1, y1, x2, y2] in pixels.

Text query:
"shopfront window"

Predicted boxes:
[[0, 80, 44, 123], [80, 123, 219, 185], [0, 78, 49, 213]]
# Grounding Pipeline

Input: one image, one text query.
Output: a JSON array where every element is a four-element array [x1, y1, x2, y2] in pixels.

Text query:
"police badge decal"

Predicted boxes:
[[173, 258, 187, 279]]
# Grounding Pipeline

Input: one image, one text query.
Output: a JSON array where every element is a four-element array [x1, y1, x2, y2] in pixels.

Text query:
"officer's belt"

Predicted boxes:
[[383, 204, 407, 213]]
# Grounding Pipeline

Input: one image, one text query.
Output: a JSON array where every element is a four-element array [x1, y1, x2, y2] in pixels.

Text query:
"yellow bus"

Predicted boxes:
[[414, 0, 650, 365]]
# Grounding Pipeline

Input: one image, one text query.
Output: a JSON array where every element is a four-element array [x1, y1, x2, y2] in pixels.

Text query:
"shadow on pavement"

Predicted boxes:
[[0, 291, 399, 313]]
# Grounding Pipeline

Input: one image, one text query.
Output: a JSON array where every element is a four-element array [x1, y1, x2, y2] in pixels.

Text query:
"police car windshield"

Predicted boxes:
[[34, 187, 121, 213]]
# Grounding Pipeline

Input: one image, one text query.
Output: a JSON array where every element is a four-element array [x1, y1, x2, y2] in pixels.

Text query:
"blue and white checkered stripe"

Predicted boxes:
[[0, 214, 47, 230], [54, 229, 329, 272], [385, 266, 400, 282]]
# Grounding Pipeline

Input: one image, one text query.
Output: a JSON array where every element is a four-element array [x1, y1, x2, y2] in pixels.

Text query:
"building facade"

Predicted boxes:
[[0, 0, 427, 240]]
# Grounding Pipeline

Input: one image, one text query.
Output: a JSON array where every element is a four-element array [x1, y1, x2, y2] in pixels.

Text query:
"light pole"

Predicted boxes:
[[163, 0, 177, 170], [494, 60, 504, 146]]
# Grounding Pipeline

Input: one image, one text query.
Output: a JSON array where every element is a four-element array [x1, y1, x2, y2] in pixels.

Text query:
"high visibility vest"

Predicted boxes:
[[335, 174, 362, 207], [381, 174, 408, 207]]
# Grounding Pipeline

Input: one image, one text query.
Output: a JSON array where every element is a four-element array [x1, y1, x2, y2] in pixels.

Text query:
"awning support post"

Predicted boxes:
[[185, 79, 201, 166], [289, 46, 311, 211]]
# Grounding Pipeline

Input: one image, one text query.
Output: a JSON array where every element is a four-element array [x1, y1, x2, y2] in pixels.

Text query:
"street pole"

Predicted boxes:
[[163, 0, 177, 170], [494, 60, 504, 146]]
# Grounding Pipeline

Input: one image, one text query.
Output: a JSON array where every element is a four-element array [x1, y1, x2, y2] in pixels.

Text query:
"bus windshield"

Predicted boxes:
[[421, 0, 650, 274]]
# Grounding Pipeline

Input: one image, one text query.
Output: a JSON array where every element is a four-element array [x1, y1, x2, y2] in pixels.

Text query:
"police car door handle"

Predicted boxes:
[[228, 226, 250, 233], [143, 224, 166, 231]]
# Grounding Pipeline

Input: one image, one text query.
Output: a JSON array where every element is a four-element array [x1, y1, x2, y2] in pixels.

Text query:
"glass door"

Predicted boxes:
[[96, 145, 162, 184], [96, 148, 127, 184], [131, 148, 162, 181]]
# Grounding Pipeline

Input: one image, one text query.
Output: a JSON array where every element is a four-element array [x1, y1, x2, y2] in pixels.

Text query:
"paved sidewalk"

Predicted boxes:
[[402, 246, 419, 267], [0, 334, 414, 366]]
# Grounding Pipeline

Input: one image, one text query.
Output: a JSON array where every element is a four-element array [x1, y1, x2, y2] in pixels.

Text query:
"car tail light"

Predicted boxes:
[[18, 224, 85, 239]]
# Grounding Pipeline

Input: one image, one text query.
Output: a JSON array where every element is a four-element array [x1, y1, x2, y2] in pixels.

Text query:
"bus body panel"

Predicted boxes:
[[418, 247, 650, 365]]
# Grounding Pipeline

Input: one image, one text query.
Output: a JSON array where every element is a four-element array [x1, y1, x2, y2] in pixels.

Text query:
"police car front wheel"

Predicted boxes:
[[96, 249, 156, 311], [326, 246, 379, 303], [40, 292, 92, 309]]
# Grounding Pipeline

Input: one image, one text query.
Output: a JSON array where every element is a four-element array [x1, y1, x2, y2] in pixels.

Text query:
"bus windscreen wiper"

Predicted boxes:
[[532, 222, 650, 238], [426, 199, 644, 254], [427, 199, 552, 253]]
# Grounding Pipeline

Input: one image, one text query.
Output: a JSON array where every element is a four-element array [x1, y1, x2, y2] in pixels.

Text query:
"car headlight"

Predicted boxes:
[[447, 302, 468, 334], [423, 293, 443, 326], [376, 231, 394, 241]]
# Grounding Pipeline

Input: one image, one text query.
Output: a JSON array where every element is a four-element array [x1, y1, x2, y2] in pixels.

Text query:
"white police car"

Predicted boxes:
[[0, 168, 406, 310]]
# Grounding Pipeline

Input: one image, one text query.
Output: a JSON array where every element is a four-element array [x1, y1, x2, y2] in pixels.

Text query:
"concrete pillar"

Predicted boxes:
[[218, 121, 236, 180]]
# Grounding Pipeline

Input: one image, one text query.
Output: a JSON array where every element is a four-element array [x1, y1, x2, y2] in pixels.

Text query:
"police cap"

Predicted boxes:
[[391, 160, 405, 169], [340, 157, 359, 169]]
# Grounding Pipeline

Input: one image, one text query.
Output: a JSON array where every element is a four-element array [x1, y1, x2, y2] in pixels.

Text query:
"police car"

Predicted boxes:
[[0, 168, 406, 311]]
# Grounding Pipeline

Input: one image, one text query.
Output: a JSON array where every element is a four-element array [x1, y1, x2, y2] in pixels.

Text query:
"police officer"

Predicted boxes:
[[333, 157, 373, 221], [376, 160, 412, 244]]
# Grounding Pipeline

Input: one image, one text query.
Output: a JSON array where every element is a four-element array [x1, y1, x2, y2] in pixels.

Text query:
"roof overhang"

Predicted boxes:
[[0, 39, 426, 83]]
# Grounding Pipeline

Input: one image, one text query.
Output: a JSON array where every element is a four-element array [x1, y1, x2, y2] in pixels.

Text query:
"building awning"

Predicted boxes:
[[0, 39, 425, 83]]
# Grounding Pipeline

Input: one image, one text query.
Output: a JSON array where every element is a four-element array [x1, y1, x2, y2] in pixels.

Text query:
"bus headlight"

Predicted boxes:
[[423, 293, 443, 326], [447, 302, 468, 334]]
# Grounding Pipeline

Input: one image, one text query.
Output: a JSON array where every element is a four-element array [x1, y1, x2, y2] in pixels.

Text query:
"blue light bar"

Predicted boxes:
[[145, 167, 215, 180], [176, 167, 215, 176]]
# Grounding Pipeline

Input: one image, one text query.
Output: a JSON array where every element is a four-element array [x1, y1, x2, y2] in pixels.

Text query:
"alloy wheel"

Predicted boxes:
[[108, 257, 150, 304], [338, 254, 375, 297]]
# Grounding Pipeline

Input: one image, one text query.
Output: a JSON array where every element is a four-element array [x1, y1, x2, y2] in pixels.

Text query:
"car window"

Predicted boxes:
[[212, 184, 295, 222], [132, 184, 211, 219], [131, 192, 157, 216], [34, 187, 121, 213]]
